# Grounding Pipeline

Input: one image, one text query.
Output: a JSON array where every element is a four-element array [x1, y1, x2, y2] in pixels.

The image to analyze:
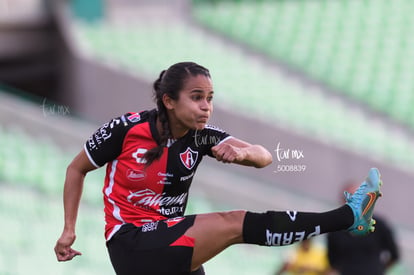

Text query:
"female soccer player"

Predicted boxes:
[[54, 62, 382, 275]]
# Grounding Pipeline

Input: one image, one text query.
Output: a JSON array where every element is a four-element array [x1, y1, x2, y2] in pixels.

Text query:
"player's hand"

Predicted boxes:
[[212, 142, 246, 163], [54, 231, 82, 261]]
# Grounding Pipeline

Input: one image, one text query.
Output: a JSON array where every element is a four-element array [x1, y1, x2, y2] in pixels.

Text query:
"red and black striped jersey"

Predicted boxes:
[[84, 109, 231, 240]]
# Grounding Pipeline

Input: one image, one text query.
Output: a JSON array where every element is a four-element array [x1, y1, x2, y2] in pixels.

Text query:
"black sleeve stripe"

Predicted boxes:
[[217, 135, 233, 145]]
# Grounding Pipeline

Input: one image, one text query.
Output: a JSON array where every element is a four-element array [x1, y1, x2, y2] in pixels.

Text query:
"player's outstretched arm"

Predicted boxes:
[[54, 150, 96, 261], [212, 137, 272, 168]]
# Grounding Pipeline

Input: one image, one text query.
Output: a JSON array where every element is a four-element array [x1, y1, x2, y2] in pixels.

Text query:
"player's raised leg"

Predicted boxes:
[[185, 168, 383, 271]]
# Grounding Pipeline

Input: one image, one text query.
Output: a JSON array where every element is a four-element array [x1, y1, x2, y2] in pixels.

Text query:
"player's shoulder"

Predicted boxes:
[[114, 109, 155, 127], [201, 124, 227, 133], [191, 124, 230, 149]]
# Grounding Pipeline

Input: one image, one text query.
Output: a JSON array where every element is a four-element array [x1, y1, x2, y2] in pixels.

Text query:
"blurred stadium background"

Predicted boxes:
[[0, 0, 413, 274]]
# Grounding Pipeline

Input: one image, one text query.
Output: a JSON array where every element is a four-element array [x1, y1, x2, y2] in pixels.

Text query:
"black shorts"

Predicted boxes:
[[107, 215, 205, 275]]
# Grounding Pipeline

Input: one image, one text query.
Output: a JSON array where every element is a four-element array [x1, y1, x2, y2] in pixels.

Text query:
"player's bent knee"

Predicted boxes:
[[189, 210, 246, 241], [219, 210, 246, 225], [216, 210, 247, 237]]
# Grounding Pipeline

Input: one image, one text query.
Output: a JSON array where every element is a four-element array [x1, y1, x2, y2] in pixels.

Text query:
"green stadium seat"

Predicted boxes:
[[192, 0, 414, 133]]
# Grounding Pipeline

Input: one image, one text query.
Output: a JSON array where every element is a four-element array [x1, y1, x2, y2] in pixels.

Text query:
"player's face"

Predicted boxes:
[[165, 74, 214, 137]]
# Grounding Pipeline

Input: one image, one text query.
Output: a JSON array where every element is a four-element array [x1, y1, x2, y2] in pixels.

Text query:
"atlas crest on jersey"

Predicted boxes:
[[180, 147, 198, 170]]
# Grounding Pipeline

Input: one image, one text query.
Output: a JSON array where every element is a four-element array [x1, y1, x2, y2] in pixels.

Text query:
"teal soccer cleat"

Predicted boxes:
[[346, 168, 383, 236]]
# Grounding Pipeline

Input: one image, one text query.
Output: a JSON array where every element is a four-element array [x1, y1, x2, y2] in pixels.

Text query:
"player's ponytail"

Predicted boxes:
[[144, 62, 210, 166], [144, 70, 169, 166]]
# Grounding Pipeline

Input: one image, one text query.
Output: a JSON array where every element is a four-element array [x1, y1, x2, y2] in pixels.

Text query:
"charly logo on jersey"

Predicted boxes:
[[127, 112, 141, 123], [180, 147, 198, 170], [126, 169, 146, 181], [132, 148, 148, 164]]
